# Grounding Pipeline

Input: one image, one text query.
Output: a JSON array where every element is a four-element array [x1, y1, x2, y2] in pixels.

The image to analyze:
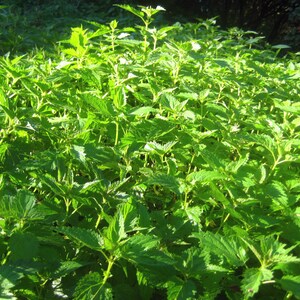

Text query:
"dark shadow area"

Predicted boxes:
[[0, 0, 124, 55], [132, 0, 300, 50]]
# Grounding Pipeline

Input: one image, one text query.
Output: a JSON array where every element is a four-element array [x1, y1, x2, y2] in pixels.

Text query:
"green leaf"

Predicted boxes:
[[200, 148, 224, 169], [167, 279, 197, 300], [264, 181, 289, 210], [8, 232, 39, 261], [0, 190, 36, 220], [73, 272, 113, 300], [71, 145, 87, 164], [0, 265, 24, 295], [53, 261, 87, 279], [115, 4, 145, 20], [278, 275, 300, 298], [147, 173, 181, 195], [57, 227, 103, 251], [105, 199, 138, 250], [144, 141, 177, 155], [39, 173, 66, 196], [192, 232, 247, 267], [130, 106, 158, 116], [241, 268, 273, 299], [120, 234, 175, 283], [272, 44, 291, 49]]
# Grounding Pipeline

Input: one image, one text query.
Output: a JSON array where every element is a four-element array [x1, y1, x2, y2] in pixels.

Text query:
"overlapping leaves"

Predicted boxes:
[[0, 4, 299, 299]]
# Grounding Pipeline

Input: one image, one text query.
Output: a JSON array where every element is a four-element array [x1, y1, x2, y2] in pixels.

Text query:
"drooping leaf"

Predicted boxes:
[[241, 268, 273, 299], [57, 227, 103, 251]]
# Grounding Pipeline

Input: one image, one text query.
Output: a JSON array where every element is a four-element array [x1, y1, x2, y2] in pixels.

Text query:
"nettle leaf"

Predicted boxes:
[[105, 199, 138, 250], [0, 190, 36, 220], [147, 173, 181, 195], [120, 234, 175, 283], [57, 227, 103, 251], [53, 261, 87, 279], [115, 4, 145, 19], [258, 236, 300, 266], [144, 141, 177, 155], [71, 145, 87, 164], [200, 148, 224, 169], [241, 133, 277, 157], [178, 247, 208, 277], [8, 232, 39, 261], [130, 106, 158, 116], [274, 100, 300, 114], [73, 272, 113, 300], [192, 232, 247, 267], [241, 268, 273, 299], [264, 181, 289, 210], [160, 93, 187, 112], [39, 173, 66, 196], [184, 206, 203, 226], [167, 279, 197, 300], [278, 275, 300, 298]]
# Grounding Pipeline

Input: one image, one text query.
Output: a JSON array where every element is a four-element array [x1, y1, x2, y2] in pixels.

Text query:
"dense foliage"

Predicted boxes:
[[0, 4, 300, 299]]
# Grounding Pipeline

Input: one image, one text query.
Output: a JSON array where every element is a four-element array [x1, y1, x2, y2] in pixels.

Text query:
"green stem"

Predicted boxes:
[[114, 121, 119, 146], [102, 256, 115, 286]]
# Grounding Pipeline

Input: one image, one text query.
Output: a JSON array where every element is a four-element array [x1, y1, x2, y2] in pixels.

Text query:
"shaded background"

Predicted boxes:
[[0, 0, 299, 53]]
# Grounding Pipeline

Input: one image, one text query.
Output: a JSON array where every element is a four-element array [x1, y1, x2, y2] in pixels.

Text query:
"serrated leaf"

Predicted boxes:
[[144, 141, 177, 155], [264, 181, 289, 210], [200, 148, 224, 169], [0, 190, 36, 220], [147, 173, 181, 195], [115, 4, 145, 19], [53, 261, 87, 278], [39, 173, 66, 196], [192, 232, 247, 267], [73, 272, 113, 300], [105, 199, 138, 250], [167, 279, 197, 300], [258, 235, 300, 266], [241, 268, 273, 299], [120, 234, 175, 282], [184, 206, 203, 226], [57, 227, 103, 251], [71, 145, 86, 163]]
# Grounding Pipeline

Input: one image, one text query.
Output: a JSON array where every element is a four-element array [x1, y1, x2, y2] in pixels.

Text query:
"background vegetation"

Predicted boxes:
[[0, 0, 300, 53]]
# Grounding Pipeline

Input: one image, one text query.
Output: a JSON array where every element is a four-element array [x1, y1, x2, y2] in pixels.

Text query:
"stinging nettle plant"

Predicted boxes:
[[0, 3, 299, 300]]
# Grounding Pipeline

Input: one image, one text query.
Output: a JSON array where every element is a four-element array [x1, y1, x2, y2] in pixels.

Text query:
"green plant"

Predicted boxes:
[[0, 5, 299, 299]]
